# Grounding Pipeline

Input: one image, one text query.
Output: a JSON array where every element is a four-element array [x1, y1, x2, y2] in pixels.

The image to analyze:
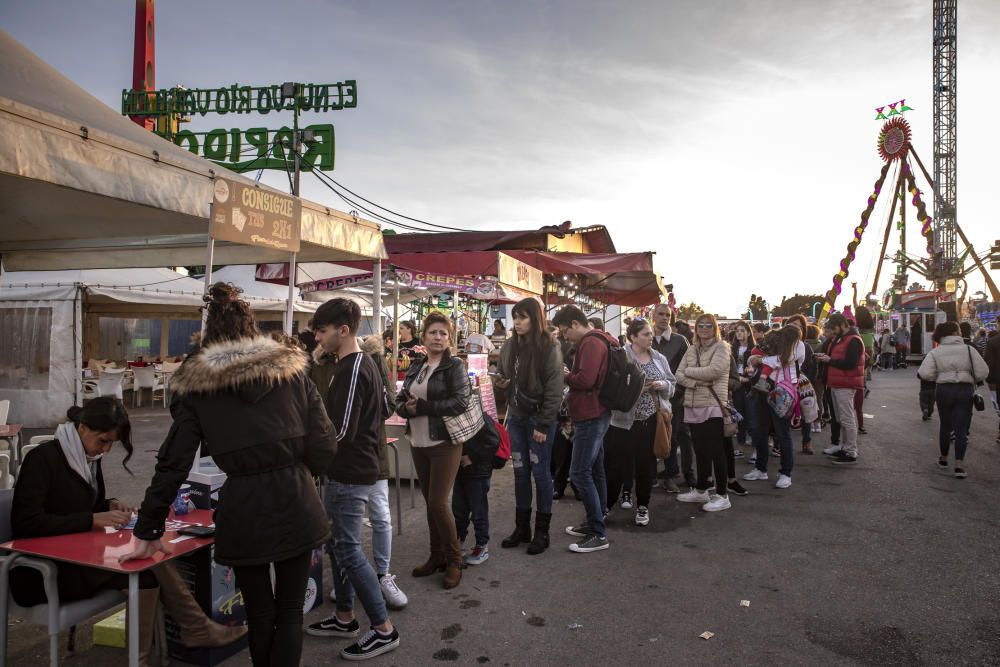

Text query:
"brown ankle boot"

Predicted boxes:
[[442, 562, 462, 590], [129, 586, 159, 667], [154, 562, 248, 648], [412, 552, 446, 577]]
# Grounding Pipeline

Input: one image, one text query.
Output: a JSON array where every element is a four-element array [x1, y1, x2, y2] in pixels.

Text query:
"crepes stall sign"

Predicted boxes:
[[396, 271, 498, 299], [210, 178, 301, 252]]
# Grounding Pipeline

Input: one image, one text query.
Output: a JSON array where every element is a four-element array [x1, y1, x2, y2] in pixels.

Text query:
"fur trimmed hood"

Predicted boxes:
[[312, 344, 335, 366], [361, 335, 384, 356], [170, 336, 308, 395]]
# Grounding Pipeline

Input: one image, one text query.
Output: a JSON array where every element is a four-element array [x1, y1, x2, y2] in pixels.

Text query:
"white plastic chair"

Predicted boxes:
[[0, 401, 9, 425], [131, 367, 165, 408], [0, 454, 9, 490], [18, 444, 41, 463], [0, 489, 127, 666], [94, 369, 126, 401], [28, 436, 53, 447]]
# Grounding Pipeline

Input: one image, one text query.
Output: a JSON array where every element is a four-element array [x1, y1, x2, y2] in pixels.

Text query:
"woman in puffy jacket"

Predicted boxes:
[[123, 283, 337, 667], [918, 321, 990, 478], [675, 314, 733, 512], [396, 312, 469, 589], [605, 318, 675, 526]]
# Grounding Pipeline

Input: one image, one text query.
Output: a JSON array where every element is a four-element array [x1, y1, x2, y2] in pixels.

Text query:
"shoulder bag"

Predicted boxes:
[[442, 363, 487, 442], [966, 346, 986, 412]]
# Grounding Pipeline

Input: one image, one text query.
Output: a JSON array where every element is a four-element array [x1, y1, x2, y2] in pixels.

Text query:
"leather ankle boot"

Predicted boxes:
[[154, 562, 248, 648], [412, 551, 446, 577], [500, 509, 532, 548], [442, 562, 462, 589], [526, 511, 551, 555]]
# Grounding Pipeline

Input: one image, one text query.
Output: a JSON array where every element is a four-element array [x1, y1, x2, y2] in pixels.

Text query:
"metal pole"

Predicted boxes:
[[392, 271, 400, 380], [373, 259, 382, 336], [285, 252, 296, 335], [201, 234, 215, 336]]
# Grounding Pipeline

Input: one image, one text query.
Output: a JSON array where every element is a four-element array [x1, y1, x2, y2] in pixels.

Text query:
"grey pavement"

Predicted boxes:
[[6, 366, 1000, 666]]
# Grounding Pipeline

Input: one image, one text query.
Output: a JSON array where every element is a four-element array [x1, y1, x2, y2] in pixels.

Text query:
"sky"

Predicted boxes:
[[2, 0, 999, 317]]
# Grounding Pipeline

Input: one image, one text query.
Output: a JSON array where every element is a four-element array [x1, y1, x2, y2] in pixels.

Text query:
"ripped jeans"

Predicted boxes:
[[506, 413, 556, 514]]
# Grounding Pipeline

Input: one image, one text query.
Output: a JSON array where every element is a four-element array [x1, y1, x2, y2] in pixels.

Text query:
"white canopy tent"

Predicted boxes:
[[0, 267, 316, 426]]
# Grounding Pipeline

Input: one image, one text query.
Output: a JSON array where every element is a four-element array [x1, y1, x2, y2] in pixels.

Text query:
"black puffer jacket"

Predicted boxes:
[[396, 352, 469, 443], [135, 336, 336, 567]]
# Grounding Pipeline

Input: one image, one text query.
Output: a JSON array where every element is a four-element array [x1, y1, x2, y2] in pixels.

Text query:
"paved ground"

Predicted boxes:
[[7, 366, 1000, 666]]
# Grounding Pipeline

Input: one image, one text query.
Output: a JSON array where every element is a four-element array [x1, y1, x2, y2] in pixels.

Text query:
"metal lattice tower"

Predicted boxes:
[[932, 0, 958, 285]]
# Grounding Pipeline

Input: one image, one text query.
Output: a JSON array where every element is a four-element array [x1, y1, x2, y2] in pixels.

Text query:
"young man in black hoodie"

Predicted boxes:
[[305, 299, 400, 661]]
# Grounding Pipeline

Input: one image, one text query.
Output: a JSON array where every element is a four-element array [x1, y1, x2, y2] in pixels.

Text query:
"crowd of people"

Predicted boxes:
[[8, 282, 1000, 666]]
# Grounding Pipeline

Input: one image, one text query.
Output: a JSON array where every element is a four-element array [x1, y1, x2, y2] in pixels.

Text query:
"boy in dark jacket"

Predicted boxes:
[[305, 299, 400, 661], [452, 418, 501, 565]]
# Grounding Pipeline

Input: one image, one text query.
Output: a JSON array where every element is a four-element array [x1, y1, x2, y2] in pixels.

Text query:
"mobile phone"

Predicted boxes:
[[178, 525, 215, 537]]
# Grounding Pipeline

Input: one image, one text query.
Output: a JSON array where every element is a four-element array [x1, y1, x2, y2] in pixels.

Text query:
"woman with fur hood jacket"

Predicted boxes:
[[124, 284, 337, 667]]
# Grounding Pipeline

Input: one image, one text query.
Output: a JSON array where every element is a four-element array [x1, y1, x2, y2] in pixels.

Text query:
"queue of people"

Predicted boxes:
[[10, 282, 999, 666]]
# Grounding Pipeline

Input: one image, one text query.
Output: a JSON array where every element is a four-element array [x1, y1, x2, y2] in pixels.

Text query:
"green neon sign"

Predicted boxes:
[[121, 81, 357, 118], [173, 124, 334, 173]]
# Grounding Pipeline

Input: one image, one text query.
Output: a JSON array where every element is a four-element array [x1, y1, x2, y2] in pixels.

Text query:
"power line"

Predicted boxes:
[[319, 175, 470, 232]]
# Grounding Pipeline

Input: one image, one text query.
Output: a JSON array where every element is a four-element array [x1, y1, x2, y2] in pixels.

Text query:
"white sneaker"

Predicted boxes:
[[635, 506, 649, 526], [677, 488, 710, 503], [379, 574, 408, 610], [701, 494, 731, 512], [621, 491, 633, 510], [775, 474, 792, 489], [742, 469, 768, 481], [823, 445, 842, 456]]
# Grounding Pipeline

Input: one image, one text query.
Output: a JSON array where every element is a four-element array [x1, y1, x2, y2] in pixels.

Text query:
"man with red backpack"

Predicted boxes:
[[552, 305, 619, 553], [814, 313, 865, 465]]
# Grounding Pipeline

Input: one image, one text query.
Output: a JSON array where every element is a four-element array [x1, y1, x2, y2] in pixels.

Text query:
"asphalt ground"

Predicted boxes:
[[6, 366, 1000, 666]]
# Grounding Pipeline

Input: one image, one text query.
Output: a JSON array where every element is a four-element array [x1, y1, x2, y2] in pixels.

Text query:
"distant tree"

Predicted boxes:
[[772, 293, 825, 317], [677, 302, 704, 321], [747, 294, 769, 319]]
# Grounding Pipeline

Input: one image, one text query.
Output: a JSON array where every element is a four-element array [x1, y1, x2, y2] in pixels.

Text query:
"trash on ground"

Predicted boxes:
[[700, 631, 715, 640], [863, 413, 874, 419], [567, 622, 583, 630], [740, 600, 751, 607]]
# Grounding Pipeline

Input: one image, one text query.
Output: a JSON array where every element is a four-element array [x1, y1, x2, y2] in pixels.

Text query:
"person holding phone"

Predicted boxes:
[[11, 398, 246, 666]]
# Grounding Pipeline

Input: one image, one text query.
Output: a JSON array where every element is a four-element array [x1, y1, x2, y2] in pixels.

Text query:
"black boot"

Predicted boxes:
[[501, 509, 532, 548], [526, 511, 551, 555]]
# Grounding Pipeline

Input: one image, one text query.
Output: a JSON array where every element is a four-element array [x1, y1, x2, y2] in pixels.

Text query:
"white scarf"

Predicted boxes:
[[56, 421, 99, 499]]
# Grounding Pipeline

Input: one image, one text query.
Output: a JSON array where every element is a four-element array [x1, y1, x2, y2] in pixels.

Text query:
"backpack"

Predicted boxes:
[[491, 416, 511, 469], [587, 333, 645, 412], [767, 366, 800, 424]]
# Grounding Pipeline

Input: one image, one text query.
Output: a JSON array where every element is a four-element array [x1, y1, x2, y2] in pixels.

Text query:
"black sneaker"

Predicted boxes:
[[341, 627, 400, 661], [937, 459, 948, 470], [568, 534, 609, 553], [954, 468, 967, 479], [565, 524, 590, 538], [306, 614, 360, 637], [830, 452, 858, 465], [727, 481, 749, 496]]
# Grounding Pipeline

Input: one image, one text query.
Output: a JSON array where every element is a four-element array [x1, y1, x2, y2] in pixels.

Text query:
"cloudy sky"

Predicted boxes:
[[3, 0, 998, 316]]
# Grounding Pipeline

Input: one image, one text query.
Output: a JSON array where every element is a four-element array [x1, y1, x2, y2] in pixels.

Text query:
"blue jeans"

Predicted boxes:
[[507, 414, 556, 514], [754, 403, 794, 477], [323, 480, 388, 626], [368, 480, 392, 575], [452, 474, 491, 547], [569, 413, 611, 538]]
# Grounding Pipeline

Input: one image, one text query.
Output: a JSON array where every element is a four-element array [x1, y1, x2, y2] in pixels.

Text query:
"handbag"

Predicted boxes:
[[707, 387, 740, 438], [653, 409, 673, 459], [442, 386, 487, 444], [965, 346, 986, 412]]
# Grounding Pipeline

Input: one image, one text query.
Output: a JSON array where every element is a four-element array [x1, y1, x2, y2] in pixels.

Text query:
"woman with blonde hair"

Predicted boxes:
[[675, 314, 734, 512]]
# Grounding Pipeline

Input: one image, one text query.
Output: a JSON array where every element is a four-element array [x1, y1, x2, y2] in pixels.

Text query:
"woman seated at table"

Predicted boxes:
[[10, 397, 246, 665]]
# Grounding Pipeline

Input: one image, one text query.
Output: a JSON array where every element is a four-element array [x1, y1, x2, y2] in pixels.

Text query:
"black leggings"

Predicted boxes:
[[689, 417, 728, 496], [233, 551, 313, 667], [605, 414, 657, 507]]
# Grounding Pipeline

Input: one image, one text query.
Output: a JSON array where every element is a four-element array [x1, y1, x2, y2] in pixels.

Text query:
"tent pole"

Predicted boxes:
[[201, 235, 215, 336], [285, 251, 297, 335], [392, 270, 400, 381], [74, 285, 83, 407], [373, 259, 382, 337]]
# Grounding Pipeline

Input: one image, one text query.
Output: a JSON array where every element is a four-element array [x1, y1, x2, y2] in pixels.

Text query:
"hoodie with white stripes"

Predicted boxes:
[[326, 351, 385, 485]]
